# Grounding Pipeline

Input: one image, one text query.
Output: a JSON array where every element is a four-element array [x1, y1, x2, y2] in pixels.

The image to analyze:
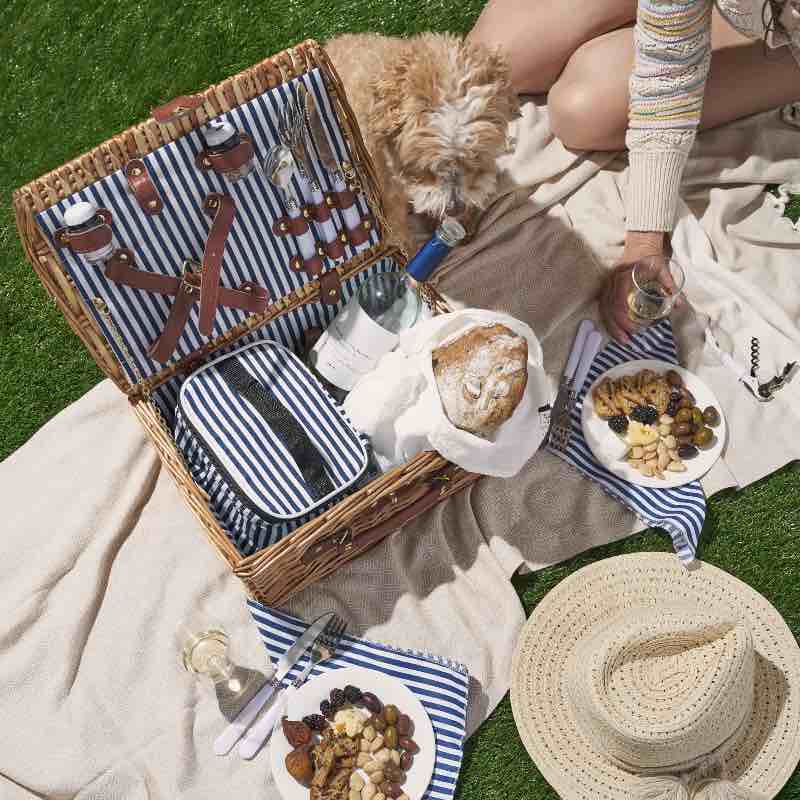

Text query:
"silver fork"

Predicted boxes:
[[237, 614, 348, 760]]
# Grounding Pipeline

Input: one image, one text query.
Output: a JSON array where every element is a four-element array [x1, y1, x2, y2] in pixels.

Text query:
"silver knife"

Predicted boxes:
[[212, 611, 334, 755], [304, 90, 363, 232], [547, 319, 595, 443]]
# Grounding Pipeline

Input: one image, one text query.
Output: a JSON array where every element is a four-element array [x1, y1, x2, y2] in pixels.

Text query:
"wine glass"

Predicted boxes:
[[627, 257, 686, 327], [177, 617, 235, 684]]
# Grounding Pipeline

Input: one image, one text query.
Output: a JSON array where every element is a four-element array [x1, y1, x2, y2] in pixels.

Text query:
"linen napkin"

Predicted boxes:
[[547, 320, 706, 563], [248, 601, 469, 800]]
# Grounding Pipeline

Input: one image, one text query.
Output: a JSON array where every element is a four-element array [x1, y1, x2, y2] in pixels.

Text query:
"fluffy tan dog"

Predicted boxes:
[[324, 32, 519, 254]]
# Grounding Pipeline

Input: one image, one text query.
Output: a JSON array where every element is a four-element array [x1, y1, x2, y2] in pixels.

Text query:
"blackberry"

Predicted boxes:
[[630, 405, 658, 426], [303, 714, 329, 732], [607, 415, 628, 434], [329, 688, 347, 709], [344, 685, 363, 704], [319, 700, 335, 719]]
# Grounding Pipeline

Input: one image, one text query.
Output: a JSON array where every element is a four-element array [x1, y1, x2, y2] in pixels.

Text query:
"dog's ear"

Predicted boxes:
[[368, 45, 415, 151], [460, 40, 519, 115]]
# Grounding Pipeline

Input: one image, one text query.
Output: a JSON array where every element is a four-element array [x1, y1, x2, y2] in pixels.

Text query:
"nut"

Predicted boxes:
[[369, 734, 385, 753], [389, 750, 401, 766], [357, 752, 371, 768], [363, 726, 376, 742], [664, 435, 677, 449], [658, 423, 672, 436], [350, 773, 365, 791], [362, 784, 377, 800], [363, 760, 382, 775], [374, 748, 392, 764], [350, 791, 362, 800], [369, 771, 385, 785], [360, 738, 371, 752]]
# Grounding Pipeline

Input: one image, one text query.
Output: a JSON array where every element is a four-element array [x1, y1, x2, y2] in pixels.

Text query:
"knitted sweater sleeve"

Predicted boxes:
[[626, 0, 714, 232]]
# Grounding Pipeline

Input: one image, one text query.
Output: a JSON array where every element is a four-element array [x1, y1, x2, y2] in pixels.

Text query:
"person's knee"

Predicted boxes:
[[548, 79, 626, 150]]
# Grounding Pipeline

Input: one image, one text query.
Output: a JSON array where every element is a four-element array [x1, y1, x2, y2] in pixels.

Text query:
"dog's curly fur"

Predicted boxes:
[[325, 32, 519, 254]]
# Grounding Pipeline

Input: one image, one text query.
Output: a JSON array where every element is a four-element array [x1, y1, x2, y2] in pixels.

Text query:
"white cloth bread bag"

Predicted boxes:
[[344, 308, 550, 477]]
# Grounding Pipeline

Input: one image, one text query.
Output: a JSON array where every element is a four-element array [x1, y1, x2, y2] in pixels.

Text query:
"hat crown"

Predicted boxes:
[[568, 605, 754, 773]]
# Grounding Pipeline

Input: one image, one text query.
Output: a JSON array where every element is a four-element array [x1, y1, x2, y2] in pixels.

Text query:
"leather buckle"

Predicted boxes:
[[181, 259, 202, 295]]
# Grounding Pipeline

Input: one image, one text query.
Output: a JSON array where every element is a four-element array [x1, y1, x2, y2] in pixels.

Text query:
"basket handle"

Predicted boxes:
[[152, 94, 204, 124], [300, 467, 476, 564]]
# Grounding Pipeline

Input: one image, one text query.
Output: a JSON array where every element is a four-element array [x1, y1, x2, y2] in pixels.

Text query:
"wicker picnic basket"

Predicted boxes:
[[12, 39, 479, 606]]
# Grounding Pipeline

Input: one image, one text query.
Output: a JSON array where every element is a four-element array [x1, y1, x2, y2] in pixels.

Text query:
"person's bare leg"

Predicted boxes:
[[467, 0, 637, 93], [548, 7, 800, 151]]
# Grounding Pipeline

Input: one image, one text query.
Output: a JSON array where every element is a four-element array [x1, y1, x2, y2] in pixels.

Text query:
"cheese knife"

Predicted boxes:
[[212, 611, 334, 756]]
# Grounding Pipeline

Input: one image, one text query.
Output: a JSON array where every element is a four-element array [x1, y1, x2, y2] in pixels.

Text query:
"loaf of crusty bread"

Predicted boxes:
[[432, 323, 528, 437]]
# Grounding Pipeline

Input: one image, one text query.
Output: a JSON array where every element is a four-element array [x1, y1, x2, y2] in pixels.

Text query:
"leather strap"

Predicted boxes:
[[124, 159, 163, 215], [54, 208, 114, 254], [195, 133, 254, 174], [322, 239, 346, 261], [105, 251, 269, 314], [148, 277, 199, 362], [152, 94, 204, 124], [199, 194, 235, 336], [346, 218, 373, 247], [272, 216, 310, 237], [324, 190, 357, 210], [318, 270, 342, 305], [300, 475, 457, 564], [307, 201, 332, 223]]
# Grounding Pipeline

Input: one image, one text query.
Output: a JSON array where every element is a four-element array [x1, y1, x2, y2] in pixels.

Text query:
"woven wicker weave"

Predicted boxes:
[[12, 39, 479, 605]]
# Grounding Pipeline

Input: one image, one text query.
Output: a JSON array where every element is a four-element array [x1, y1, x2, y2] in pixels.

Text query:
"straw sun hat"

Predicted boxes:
[[510, 553, 800, 800]]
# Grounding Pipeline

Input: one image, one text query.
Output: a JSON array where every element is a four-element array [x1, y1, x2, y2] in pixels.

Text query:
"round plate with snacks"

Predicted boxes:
[[271, 666, 435, 800], [581, 359, 726, 488]]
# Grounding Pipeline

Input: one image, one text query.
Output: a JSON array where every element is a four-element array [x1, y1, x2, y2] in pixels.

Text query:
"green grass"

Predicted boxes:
[[1, 3, 799, 798]]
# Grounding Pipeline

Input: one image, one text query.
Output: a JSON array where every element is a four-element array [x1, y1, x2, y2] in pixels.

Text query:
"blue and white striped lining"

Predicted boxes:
[[175, 340, 369, 555], [34, 67, 380, 386], [547, 320, 706, 563], [248, 603, 469, 800]]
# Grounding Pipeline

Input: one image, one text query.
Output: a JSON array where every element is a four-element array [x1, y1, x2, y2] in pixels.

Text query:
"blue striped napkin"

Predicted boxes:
[[547, 320, 706, 562], [247, 602, 469, 800]]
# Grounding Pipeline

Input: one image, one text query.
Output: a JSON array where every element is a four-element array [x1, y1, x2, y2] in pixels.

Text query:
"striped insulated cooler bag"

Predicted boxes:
[[175, 340, 375, 555]]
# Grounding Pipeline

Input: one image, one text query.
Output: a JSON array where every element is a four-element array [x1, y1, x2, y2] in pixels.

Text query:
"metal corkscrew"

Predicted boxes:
[[745, 337, 796, 402]]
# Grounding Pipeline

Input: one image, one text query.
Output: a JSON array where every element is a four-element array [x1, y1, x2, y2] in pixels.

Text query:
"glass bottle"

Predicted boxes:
[[63, 201, 115, 264], [308, 218, 465, 399], [202, 119, 256, 181]]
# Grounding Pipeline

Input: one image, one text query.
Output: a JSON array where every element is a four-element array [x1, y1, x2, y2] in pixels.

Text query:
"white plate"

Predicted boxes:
[[271, 666, 436, 800], [581, 359, 727, 488]]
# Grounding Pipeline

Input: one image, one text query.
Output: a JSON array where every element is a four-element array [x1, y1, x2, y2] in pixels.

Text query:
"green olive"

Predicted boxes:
[[674, 408, 693, 424], [703, 406, 720, 426], [693, 427, 713, 448], [370, 714, 387, 732], [691, 407, 704, 427], [383, 704, 399, 725], [384, 725, 398, 749]]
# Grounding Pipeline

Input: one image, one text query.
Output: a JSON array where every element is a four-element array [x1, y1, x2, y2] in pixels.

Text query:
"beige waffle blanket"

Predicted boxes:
[[1, 103, 798, 798]]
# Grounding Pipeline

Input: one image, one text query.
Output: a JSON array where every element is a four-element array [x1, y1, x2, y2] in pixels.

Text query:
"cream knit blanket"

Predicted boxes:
[[0, 101, 798, 798]]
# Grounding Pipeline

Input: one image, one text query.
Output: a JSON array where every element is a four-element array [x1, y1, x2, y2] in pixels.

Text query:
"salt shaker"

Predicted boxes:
[[199, 120, 256, 182], [61, 201, 115, 264]]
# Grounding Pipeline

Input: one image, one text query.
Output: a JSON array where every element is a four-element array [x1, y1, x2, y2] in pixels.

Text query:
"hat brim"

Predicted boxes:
[[510, 553, 800, 799]]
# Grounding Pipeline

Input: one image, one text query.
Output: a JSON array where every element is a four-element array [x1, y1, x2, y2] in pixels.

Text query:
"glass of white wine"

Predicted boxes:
[[177, 619, 234, 683], [627, 257, 686, 326]]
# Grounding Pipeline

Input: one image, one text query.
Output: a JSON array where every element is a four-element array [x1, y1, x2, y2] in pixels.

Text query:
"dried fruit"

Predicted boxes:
[[344, 685, 363, 703], [608, 414, 629, 434], [320, 699, 335, 719], [383, 782, 403, 799], [677, 444, 699, 459], [282, 718, 312, 748], [703, 406, 720, 426], [666, 370, 683, 387], [361, 692, 383, 714], [400, 751, 414, 771], [302, 714, 328, 732], [396, 714, 413, 737], [398, 736, 419, 754], [330, 688, 347, 709], [630, 405, 658, 426], [285, 745, 314, 785]]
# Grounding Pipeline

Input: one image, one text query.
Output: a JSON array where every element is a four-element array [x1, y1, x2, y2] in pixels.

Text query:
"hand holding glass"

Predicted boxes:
[[626, 257, 686, 326]]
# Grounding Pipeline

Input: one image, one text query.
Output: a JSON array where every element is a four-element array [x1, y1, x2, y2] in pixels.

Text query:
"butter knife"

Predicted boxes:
[[304, 89, 363, 233], [212, 611, 333, 756]]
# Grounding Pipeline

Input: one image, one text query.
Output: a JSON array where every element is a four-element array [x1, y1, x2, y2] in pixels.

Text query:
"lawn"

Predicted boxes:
[[1, 2, 799, 798]]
